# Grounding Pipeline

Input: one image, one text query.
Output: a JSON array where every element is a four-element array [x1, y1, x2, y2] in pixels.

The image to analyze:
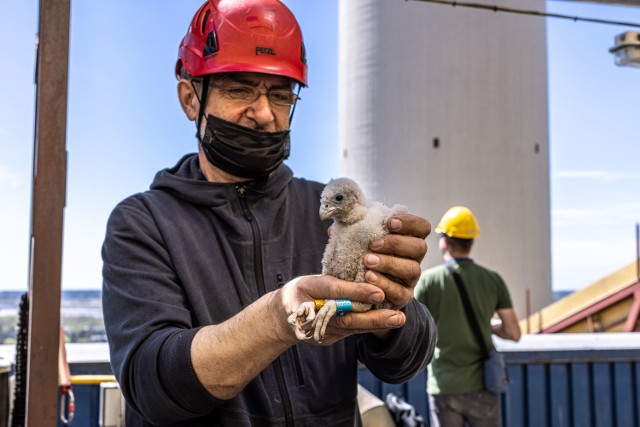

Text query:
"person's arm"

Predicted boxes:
[[191, 274, 397, 400], [105, 201, 432, 421], [492, 308, 521, 341], [191, 254, 435, 399]]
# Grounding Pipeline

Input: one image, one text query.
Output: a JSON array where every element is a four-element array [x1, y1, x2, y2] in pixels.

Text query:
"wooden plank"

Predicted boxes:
[[520, 262, 638, 333], [543, 282, 640, 333], [27, 0, 70, 426], [623, 291, 640, 332]]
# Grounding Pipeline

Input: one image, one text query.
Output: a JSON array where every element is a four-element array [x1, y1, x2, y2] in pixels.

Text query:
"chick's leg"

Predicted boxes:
[[312, 300, 337, 342], [351, 302, 373, 312], [311, 300, 374, 342]]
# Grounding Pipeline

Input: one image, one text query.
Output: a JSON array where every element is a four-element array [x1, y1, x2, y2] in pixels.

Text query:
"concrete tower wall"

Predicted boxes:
[[338, 0, 552, 316]]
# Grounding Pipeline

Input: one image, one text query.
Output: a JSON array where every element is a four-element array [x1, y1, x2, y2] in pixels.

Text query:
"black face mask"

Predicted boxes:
[[199, 114, 290, 180]]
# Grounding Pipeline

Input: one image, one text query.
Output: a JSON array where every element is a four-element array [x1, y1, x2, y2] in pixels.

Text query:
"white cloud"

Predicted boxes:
[[552, 237, 633, 290], [553, 207, 600, 220], [553, 202, 640, 225], [553, 170, 640, 182], [0, 167, 21, 188]]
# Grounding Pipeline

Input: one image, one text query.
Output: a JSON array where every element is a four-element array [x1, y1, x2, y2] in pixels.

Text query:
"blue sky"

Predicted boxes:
[[1, 1, 639, 292]]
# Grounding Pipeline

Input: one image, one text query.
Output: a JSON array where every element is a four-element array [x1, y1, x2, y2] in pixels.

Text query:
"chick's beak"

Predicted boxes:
[[319, 205, 336, 221]]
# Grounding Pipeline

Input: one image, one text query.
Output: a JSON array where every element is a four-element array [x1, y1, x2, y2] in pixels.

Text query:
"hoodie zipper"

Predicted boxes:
[[276, 273, 305, 387], [236, 185, 294, 427]]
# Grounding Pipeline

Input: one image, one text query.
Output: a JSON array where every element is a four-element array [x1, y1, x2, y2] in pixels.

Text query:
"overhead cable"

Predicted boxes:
[[407, 0, 640, 29]]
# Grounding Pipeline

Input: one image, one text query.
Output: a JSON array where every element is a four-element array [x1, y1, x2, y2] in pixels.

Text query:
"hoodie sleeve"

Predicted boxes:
[[357, 298, 436, 384], [102, 197, 221, 424]]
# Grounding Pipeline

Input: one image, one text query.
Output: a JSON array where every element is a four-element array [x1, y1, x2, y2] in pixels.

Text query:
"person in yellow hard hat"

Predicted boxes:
[[414, 206, 521, 427]]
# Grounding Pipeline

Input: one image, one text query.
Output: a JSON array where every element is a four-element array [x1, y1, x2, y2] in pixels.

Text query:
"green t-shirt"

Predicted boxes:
[[414, 259, 513, 395]]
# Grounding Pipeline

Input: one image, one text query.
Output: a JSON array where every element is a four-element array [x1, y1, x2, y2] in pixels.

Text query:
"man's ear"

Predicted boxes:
[[439, 236, 448, 251], [177, 79, 199, 121]]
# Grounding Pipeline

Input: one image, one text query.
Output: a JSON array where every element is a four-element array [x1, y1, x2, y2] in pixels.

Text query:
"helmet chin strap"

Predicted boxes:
[[289, 84, 302, 124], [194, 75, 211, 139]]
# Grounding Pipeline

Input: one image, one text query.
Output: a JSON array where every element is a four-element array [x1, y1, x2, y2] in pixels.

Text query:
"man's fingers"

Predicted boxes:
[[370, 213, 430, 263], [330, 309, 406, 333], [370, 234, 428, 262], [363, 252, 420, 308], [298, 275, 385, 305], [364, 253, 422, 287], [387, 213, 431, 239], [364, 270, 414, 308]]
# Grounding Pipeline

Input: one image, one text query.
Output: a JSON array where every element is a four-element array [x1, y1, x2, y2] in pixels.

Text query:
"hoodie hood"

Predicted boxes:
[[150, 153, 294, 207]]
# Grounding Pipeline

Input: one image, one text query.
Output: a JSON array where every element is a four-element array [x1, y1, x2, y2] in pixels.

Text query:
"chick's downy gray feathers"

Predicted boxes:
[[288, 177, 408, 342], [320, 178, 400, 283]]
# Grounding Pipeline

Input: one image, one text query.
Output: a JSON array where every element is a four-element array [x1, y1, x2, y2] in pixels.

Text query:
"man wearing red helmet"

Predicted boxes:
[[102, 1, 436, 426]]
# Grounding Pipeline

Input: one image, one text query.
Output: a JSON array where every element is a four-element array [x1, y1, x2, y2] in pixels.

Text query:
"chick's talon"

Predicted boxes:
[[288, 301, 316, 341]]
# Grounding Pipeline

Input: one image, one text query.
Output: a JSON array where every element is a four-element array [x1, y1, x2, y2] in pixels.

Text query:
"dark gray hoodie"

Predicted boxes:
[[102, 154, 436, 426]]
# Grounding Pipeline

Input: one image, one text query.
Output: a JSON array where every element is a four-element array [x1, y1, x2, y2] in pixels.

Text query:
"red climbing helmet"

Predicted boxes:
[[176, 0, 307, 86]]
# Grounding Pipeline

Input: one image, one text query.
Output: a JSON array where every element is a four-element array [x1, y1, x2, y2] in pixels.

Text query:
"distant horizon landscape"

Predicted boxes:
[[0, 289, 102, 312], [0, 288, 575, 303], [0, 289, 105, 344]]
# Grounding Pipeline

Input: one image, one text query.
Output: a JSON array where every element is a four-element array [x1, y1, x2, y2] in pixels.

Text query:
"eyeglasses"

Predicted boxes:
[[211, 83, 300, 107]]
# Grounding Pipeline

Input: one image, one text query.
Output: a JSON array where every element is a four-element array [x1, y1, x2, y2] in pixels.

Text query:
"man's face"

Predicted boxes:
[[203, 72, 294, 133]]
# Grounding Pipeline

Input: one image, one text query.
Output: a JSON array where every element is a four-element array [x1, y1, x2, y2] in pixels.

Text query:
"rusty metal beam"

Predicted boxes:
[[27, 0, 70, 425], [623, 290, 640, 332], [542, 281, 640, 333]]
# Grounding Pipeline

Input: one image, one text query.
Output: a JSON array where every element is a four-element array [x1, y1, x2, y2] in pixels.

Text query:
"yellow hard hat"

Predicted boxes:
[[435, 206, 480, 239]]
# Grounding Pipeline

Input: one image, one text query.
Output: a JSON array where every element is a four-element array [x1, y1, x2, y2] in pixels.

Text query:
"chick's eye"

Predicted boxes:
[[335, 194, 344, 202]]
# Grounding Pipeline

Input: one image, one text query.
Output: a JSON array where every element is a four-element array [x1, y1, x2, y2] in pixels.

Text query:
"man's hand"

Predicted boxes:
[[364, 213, 431, 309], [279, 275, 408, 345]]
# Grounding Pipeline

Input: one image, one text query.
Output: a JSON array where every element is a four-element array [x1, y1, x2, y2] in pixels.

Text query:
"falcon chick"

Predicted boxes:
[[288, 177, 408, 342]]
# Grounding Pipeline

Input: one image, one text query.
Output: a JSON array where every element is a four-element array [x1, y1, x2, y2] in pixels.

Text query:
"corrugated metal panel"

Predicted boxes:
[[359, 334, 640, 426], [42, 336, 640, 425], [56, 384, 100, 427]]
